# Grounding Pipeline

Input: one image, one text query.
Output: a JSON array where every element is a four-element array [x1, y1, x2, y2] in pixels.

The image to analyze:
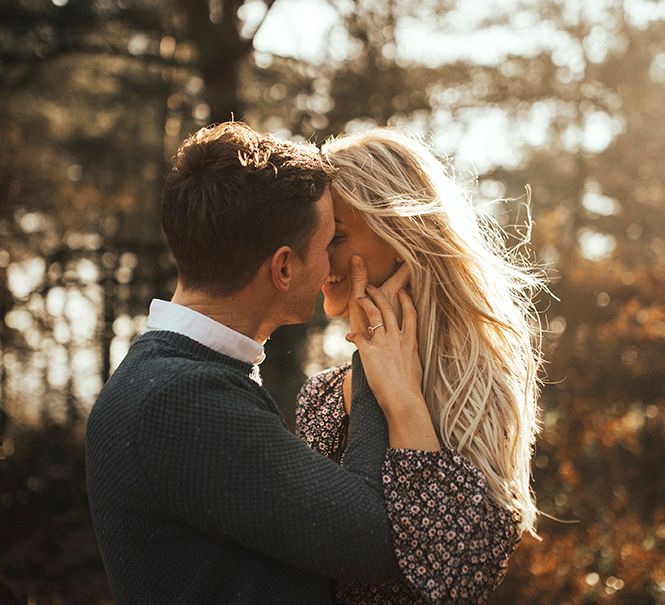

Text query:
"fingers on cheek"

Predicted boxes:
[[358, 297, 378, 318]]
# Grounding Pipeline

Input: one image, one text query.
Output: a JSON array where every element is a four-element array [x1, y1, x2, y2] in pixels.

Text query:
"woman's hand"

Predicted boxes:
[[346, 255, 420, 406], [347, 255, 409, 339], [374, 259, 410, 327], [345, 256, 439, 450]]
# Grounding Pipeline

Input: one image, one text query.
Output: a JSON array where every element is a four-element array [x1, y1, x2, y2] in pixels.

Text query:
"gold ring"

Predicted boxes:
[[368, 323, 384, 336]]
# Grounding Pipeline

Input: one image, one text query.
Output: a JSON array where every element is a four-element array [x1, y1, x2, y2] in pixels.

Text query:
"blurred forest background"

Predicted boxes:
[[1, 0, 664, 603]]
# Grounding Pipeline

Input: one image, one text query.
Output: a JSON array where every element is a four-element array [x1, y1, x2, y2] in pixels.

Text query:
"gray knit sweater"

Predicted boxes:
[[85, 330, 400, 604]]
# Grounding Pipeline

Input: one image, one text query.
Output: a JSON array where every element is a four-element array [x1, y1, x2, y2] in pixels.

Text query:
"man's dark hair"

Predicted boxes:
[[162, 121, 334, 295]]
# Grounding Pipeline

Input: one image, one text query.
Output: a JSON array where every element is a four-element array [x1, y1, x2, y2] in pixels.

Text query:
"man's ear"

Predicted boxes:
[[269, 245, 294, 292]]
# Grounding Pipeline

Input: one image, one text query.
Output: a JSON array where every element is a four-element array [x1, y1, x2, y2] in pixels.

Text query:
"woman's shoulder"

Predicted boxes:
[[298, 361, 352, 402], [295, 362, 351, 444]]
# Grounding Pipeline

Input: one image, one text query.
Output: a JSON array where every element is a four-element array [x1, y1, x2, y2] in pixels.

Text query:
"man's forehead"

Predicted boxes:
[[316, 188, 334, 227], [318, 186, 333, 210]]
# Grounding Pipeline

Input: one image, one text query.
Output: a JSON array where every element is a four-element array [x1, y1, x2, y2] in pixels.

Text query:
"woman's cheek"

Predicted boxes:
[[333, 243, 350, 270]]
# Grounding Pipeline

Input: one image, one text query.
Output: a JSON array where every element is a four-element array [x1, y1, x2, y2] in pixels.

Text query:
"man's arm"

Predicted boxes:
[[136, 358, 400, 584], [342, 352, 388, 488]]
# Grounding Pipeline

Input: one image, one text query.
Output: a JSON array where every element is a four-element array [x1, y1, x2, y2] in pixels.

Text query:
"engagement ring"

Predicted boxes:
[[368, 323, 384, 336]]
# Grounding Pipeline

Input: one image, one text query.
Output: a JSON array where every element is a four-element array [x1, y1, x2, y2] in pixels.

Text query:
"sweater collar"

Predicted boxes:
[[145, 299, 265, 365], [135, 331, 263, 384]]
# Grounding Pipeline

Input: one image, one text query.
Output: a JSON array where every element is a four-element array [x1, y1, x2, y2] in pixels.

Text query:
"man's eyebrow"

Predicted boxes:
[[334, 218, 345, 225]]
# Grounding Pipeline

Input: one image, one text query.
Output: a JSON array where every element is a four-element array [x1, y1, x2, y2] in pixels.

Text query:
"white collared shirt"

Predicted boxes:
[[144, 299, 266, 365]]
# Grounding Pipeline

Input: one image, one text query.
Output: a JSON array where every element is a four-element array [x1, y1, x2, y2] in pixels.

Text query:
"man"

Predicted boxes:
[[85, 122, 401, 604]]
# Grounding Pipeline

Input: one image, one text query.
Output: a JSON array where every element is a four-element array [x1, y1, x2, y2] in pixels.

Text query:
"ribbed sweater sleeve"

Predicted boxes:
[[135, 356, 400, 584], [343, 351, 389, 491]]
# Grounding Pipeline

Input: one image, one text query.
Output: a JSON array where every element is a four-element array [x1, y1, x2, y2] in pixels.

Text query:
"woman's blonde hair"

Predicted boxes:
[[322, 128, 545, 536]]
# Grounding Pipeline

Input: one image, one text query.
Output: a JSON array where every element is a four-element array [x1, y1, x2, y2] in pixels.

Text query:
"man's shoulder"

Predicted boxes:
[[131, 344, 259, 401], [149, 359, 258, 402], [124, 332, 253, 380], [93, 332, 265, 421]]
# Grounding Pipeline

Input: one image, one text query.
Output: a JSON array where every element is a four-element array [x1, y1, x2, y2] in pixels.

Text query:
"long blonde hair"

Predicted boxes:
[[322, 128, 545, 536]]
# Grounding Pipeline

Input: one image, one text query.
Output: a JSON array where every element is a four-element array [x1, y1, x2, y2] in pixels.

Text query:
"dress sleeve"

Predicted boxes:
[[382, 448, 521, 604]]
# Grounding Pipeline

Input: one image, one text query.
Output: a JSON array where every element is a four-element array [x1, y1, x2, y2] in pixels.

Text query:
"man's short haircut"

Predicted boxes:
[[162, 122, 335, 295]]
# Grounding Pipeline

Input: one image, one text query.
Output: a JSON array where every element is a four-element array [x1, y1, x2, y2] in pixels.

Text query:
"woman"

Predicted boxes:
[[296, 128, 544, 604]]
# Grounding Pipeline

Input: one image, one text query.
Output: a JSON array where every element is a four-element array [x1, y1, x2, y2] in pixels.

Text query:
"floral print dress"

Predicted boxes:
[[296, 363, 522, 605]]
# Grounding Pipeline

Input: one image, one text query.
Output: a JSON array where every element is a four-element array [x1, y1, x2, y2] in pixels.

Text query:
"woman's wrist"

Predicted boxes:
[[380, 391, 426, 419], [383, 394, 440, 451]]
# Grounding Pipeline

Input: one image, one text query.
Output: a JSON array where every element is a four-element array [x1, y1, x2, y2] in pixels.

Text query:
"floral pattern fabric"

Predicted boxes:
[[296, 364, 522, 605]]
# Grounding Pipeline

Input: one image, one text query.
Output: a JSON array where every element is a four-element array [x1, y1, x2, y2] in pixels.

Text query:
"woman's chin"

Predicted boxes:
[[322, 296, 348, 319]]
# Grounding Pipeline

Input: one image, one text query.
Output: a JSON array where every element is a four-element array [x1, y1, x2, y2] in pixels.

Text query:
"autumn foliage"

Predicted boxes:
[[1, 1, 664, 603]]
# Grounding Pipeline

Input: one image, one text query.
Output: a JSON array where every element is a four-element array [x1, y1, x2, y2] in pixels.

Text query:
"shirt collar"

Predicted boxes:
[[144, 299, 266, 365]]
